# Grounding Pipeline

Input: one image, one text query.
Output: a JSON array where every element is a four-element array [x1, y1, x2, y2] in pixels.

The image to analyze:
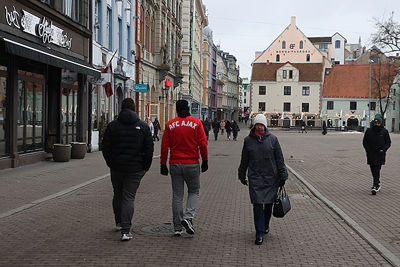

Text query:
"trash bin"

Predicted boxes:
[[52, 144, 71, 162], [71, 142, 87, 159]]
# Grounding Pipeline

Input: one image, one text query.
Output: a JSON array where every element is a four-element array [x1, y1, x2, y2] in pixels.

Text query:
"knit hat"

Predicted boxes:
[[176, 100, 189, 112], [253, 114, 268, 129], [121, 98, 136, 111], [374, 114, 383, 123]]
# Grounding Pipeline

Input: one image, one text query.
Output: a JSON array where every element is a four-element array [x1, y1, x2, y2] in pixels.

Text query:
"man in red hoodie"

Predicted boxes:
[[160, 100, 208, 236]]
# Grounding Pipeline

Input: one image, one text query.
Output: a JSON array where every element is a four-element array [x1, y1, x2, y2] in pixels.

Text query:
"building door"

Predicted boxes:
[[0, 66, 7, 156], [392, 118, 395, 132], [347, 117, 359, 130], [17, 70, 45, 153], [61, 84, 78, 144]]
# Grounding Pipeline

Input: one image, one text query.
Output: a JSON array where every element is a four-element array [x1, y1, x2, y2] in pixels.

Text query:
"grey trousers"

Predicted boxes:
[[170, 163, 200, 231]]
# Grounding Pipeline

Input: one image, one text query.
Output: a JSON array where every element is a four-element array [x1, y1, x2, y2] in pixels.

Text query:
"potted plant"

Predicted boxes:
[[52, 144, 71, 162], [71, 142, 87, 159]]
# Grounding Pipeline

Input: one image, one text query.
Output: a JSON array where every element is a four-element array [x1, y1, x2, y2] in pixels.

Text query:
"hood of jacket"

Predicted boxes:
[[118, 109, 140, 125]]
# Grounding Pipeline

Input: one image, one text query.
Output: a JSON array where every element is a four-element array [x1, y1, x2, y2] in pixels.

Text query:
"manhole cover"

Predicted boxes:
[[287, 159, 304, 163], [289, 193, 310, 199], [141, 223, 174, 236], [212, 154, 229, 157]]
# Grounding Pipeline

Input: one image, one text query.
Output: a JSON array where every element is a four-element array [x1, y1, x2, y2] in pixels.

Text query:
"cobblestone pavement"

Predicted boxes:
[[276, 128, 400, 264], [0, 125, 392, 266]]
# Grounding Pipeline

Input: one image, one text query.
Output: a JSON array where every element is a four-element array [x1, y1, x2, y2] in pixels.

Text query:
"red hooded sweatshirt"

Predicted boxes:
[[161, 116, 208, 164]]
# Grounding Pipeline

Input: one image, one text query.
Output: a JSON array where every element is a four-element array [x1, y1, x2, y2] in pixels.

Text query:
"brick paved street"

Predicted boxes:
[[0, 125, 394, 266]]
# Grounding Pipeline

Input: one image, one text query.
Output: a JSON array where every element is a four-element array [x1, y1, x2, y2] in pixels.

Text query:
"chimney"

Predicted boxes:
[[291, 16, 296, 26]]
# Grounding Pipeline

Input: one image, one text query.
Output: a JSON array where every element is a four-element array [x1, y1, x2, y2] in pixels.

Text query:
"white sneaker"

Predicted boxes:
[[376, 185, 381, 192], [174, 230, 183, 237], [181, 219, 195, 235], [121, 232, 133, 241]]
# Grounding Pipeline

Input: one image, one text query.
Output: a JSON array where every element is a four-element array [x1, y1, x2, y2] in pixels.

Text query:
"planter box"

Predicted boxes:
[[71, 142, 87, 159], [53, 144, 71, 162]]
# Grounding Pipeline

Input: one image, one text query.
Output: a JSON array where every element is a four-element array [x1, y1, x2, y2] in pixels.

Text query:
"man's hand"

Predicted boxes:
[[239, 178, 248, 186], [201, 160, 208, 173], [160, 164, 169, 176]]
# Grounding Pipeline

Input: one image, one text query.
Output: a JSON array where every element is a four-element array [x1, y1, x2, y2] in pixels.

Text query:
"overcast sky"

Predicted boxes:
[[201, 0, 400, 79]]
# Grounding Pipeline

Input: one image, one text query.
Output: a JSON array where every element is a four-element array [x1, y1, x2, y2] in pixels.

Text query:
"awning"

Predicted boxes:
[[0, 32, 100, 77]]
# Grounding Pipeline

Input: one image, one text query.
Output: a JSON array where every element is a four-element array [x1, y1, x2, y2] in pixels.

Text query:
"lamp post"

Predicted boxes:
[[368, 59, 371, 128]]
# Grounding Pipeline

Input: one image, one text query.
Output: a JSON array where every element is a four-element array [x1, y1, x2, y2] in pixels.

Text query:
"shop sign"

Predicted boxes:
[[191, 103, 199, 114], [135, 84, 148, 92], [4, 6, 72, 49]]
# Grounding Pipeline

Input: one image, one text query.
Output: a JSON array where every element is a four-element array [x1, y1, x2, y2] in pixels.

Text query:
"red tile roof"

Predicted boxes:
[[322, 64, 398, 98], [251, 63, 323, 82]]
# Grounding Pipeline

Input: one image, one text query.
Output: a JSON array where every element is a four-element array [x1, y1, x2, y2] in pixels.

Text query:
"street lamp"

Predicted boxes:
[[368, 57, 374, 128]]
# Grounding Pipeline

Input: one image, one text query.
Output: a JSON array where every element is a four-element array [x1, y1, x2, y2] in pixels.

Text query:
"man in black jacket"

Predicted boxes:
[[363, 114, 391, 195], [102, 98, 154, 241]]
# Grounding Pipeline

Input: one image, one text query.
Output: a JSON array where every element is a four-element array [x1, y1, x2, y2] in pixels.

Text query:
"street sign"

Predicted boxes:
[[135, 84, 148, 92]]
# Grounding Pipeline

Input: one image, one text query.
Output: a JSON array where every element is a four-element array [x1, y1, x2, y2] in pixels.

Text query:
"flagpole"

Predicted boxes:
[[106, 49, 118, 68]]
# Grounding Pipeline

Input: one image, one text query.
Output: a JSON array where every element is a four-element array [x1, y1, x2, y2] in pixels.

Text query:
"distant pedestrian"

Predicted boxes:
[[244, 116, 249, 125], [146, 117, 154, 137], [301, 121, 307, 133], [102, 98, 154, 241], [212, 118, 220, 140], [160, 100, 208, 236], [238, 114, 288, 245], [201, 119, 209, 141], [232, 120, 240, 141], [363, 114, 391, 195], [322, 121, 327, 135], [220, 120, 225, 135], [225, 120, 232, 140], [153, 118, 161, 141]]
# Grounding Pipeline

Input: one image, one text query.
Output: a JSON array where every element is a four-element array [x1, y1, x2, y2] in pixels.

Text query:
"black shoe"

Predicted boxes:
[[255, 237, 263, 245], [181, 219, 195, 235], [265, 228, 269, 234], [376, 185, 381, 192], [371, 186, 377, 195]]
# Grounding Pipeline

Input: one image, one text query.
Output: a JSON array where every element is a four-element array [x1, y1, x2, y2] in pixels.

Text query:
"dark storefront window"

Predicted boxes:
[[17, 70, 45, 153], [61, 70, 78, 144], [92, 86, 99, 130], [0, 66, 7, 156]]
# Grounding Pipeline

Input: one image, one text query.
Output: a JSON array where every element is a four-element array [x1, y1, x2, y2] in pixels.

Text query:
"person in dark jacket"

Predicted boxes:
[[232, 120, 240, 141], [153, 118, 161, 141], [238, 114, 288, 245], [102, 98, 154, 241], [363, 114, 391, 195], [212, 118, 220, 141], [322, 120, 327, 135], [225, 120, 232, 140]]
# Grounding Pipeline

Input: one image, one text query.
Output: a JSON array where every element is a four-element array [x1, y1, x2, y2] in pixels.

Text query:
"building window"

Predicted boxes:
[[94, 0, 101, 44], [283, 70, 287, 79], [299, 40, 303, 49], [283, 102, 291, 112], [63, 0, 80, 22], [369, 101, 376, 111], [0, 67, 7, 156], [319, 43, 328, 49], [259, 102, 266, 111], [393, 100, 396, 110], [259, 86, 266, 95], [306, 54, 310, 62], [151, 17, 155, 53], [350, 101, 357, 110], [335, 40, 341, 48], [276, 54, 280, 62], [302, 103, 309, 112], [244, 92, 246, 97], [284, 86, 291, 95], [282, 41, 286, 49], [289, 70, 293, 79], [327, 101, 334, 110], [118, 18, 122, 56], [334, 61, 340, 65], [107, 7, 112, 50], [145, 12, 150, 51], [302, 86, 310, 96], [140, 6, 144, 44]]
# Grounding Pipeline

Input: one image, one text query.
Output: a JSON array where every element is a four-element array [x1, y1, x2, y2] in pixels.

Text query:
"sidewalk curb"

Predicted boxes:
[[0, 174, 110, 219], [287, 164, 400, 267]]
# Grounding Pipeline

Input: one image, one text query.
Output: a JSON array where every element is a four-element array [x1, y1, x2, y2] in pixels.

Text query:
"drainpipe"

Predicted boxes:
[[135, 0, 141, 116], [189, 0, 195, 97]]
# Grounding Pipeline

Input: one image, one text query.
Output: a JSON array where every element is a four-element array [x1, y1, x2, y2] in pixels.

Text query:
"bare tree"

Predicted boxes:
[[371, 12, 400, 54], [370, 62, 399, 121]]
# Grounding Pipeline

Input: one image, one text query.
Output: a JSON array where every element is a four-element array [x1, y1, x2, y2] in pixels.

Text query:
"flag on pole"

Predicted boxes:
[[103, 63, 113, 98]]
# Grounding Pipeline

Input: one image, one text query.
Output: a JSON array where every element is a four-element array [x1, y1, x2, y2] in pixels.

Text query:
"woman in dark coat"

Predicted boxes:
[[238, 114, 288, 245], [153, 118, 161, 141], [362, 114, 391, 195], [232, 120, 240, 141], [225, 120, 232, 140]]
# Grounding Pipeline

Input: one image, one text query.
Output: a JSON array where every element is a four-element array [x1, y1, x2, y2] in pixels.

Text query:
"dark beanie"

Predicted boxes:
[[121, 98, 136, 111], [374, 114, 383, 123], [176, 100, 189, 112]]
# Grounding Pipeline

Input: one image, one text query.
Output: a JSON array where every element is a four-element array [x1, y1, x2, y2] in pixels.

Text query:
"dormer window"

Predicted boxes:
[[282, 41, 286, 49], [276, 54, 280, 62], [335, 40, 341, 48]]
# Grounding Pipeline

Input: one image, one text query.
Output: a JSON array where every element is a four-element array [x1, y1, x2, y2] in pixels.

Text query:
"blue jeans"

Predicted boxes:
[[253, 203, 273, 238], [170, 163, 200, 231], [111, 170, 145, 234]]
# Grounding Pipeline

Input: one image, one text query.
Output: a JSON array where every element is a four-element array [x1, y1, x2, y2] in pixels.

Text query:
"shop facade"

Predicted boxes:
[[0, 1, 99, 169]]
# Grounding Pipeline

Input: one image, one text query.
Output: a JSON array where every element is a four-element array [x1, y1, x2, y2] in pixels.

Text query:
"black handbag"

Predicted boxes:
[[273, 186, 291, 218]]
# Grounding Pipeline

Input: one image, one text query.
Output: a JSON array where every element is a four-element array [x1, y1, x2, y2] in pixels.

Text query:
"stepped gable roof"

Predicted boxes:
[[251, 62, 323, 82], [308, 37, 332, 43], [322, 64, 397, 98]]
